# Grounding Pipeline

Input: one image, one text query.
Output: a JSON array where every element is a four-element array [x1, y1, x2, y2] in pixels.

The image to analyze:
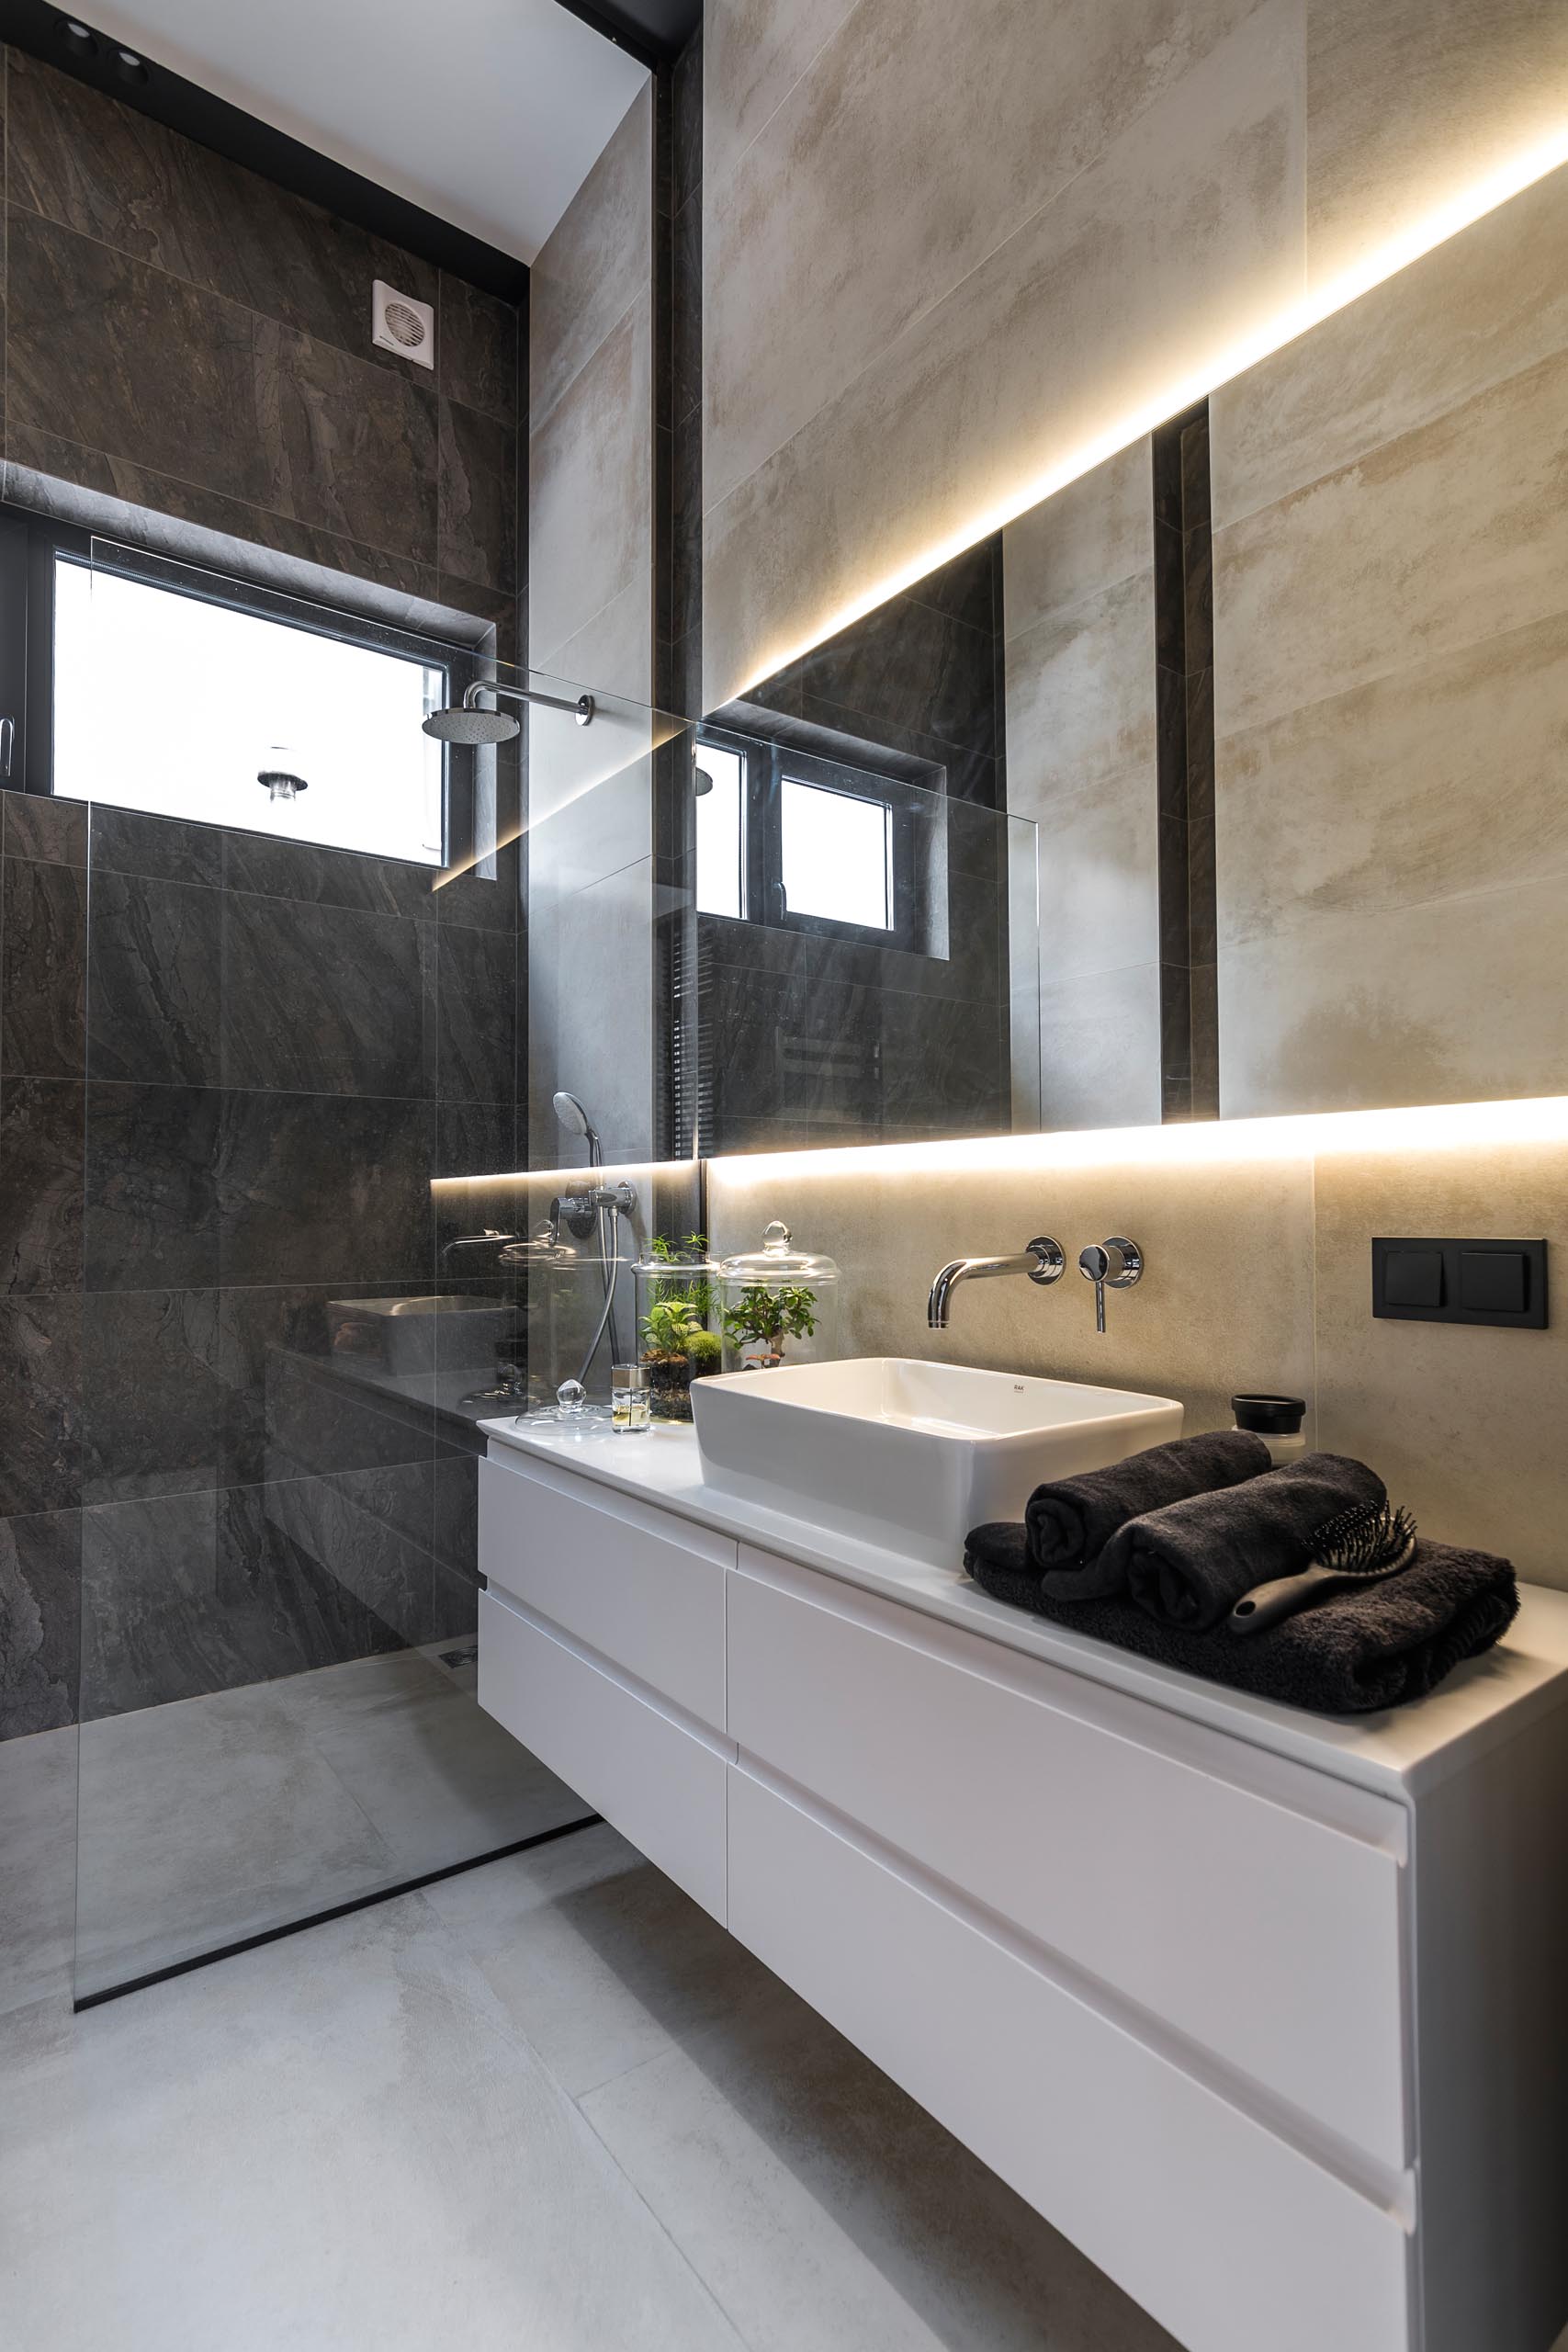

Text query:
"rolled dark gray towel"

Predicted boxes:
[[1024, 1428, 1272, 1600], [1101, 1453, 1386, 1632], [963, 1525, 1518, 1717]]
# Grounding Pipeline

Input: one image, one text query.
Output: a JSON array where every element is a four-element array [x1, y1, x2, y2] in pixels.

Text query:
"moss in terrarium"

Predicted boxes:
[[639, 1289, 720, 1421]]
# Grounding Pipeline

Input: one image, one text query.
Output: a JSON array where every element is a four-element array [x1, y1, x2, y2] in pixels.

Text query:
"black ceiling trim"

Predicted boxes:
[[0, 0, 528, 300], [554, 0, 701, 67]]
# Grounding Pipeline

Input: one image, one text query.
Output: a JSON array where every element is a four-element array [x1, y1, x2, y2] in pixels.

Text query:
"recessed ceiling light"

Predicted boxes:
[[115, 45, 148, 81], [59, 17, 96, 54]]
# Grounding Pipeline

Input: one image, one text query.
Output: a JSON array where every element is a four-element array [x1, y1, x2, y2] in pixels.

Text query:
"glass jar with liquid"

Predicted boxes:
[[611, 1362, 652, 1434]]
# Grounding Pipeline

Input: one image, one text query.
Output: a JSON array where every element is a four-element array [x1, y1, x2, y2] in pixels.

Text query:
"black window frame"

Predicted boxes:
[[696, 725, 929, 956], [0, 501, 492, 868]]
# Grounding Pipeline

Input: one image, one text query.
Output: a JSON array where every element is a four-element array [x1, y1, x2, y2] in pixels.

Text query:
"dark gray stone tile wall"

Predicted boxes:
[[1153, 401, 1218, 1123], [0, 49, 526, 1738], [2, 46, 521, 654], [0, 787, 524, 1736]]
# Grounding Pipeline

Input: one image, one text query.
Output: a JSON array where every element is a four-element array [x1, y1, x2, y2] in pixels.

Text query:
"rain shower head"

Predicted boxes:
[[423, 679, 594, 743], [422, 705, 520, 745], [552, 1090, 603, 1166]]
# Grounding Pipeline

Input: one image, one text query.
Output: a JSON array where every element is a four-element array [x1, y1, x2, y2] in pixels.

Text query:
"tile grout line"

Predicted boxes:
[[387, 1868, 761, 2348], [528, 278, 648, 447], [709, 0, 867, 195], [569, 2069, 763, 2352]]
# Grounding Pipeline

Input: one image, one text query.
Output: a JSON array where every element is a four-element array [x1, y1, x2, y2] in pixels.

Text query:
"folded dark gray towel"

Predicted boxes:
[[1103, 1453, 1388, 1632], [1024, 1428, 1271, 1600], [963, 1525, 1518, 1716]]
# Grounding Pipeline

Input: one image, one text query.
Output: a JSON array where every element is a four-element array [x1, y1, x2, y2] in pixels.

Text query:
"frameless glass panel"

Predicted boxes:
[[694, 740, 745, 918], [780, 775, 892, 930], [66, 590, 679, 2001], [55, 555, 446, 863]]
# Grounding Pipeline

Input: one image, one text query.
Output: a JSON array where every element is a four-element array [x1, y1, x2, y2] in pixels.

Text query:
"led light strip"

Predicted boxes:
[[706, 1096, 1568, 1181], [432, 1096, 1568, 1193]]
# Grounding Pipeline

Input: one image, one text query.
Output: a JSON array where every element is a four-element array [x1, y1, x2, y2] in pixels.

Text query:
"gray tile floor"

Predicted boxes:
[[2, 1736, 1193, 2352], [22, 1720, 1558, 2352], [66, 1644, 590, 1997]]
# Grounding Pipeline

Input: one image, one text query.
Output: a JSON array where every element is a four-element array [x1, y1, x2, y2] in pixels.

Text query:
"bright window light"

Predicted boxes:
[[780, 777, 892, 930], [53, 560, 446, 864], [694, 741, 746, 917]]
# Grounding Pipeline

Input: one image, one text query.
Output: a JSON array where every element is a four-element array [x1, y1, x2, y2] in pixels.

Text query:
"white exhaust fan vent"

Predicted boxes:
[[371, 280, 434, 368]]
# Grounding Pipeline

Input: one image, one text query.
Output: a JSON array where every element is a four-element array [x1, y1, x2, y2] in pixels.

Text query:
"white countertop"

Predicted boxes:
[[480, 1412, 1568, 1804]]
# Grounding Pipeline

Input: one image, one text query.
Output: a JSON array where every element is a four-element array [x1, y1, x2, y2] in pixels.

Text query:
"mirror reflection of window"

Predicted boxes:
[[779, 776, 893, 932], [694, 739, 746, 917], [53, 559, 447, 864]]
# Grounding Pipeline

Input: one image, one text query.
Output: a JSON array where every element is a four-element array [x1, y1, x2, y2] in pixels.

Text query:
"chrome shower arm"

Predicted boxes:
[[463, 679, 594, 726]]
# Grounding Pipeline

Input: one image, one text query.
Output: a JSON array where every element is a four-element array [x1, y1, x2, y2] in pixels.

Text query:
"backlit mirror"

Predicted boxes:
[[692, 158, 1568, 1145]]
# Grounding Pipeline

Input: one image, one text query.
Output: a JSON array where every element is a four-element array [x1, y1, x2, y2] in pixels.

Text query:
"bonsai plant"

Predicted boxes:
[[637, 1234, 719, 1421], [721, 1281, 819, 1371]]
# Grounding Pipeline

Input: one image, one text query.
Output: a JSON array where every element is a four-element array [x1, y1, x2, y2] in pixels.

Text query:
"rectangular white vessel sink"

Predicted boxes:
[[691, 1357, 1183, 1567]]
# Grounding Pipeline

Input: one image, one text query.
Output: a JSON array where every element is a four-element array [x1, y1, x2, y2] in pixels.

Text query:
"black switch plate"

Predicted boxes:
[[1372, 1237, 1548, 1329]]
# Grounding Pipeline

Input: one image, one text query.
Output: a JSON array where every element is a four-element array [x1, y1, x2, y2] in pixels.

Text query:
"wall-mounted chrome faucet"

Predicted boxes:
[[928, 1236, 1065, 1329], [441, 1227, 520, 1264], [1078, 1237, 1144, 1332]]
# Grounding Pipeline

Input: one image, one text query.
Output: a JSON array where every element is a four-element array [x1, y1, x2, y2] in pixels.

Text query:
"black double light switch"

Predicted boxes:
[[1372, 1237, 1548, 1329]]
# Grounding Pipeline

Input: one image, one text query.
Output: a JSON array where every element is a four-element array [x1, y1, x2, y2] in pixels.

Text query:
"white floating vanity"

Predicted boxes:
[[477, 1416, 1568, 2352]]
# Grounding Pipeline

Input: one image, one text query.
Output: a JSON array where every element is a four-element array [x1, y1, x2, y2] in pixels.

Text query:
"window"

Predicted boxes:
[[51, 556, 448, 865], [694, 728, 924, 951], [779, 776, 892, 932]]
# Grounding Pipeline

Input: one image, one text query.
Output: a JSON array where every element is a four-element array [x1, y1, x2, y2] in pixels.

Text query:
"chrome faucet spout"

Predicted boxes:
[[927, 1237, 1065, 1329]]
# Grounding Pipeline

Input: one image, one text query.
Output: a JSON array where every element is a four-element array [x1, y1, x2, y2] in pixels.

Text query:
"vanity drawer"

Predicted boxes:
[[729, 1549, 1410, 2172], [479, 1587, 729, 1922], [728, 1767, 1412, 2352], [479, 1454, 730, 1731]]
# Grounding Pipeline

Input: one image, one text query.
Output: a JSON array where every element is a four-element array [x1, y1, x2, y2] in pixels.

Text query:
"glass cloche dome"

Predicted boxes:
[[716, 1220, 840, 1372]]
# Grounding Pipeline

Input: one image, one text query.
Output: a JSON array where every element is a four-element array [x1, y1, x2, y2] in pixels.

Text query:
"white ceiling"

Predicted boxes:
[[75, 0, 649, 263]]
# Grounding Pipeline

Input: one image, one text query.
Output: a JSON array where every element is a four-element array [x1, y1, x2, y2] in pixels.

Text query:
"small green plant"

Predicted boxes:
[[649, 1232, 709, 1264], [722, 1282, 818, 1366], [649, 1233, 713, 1323], [639, 1253, 718, 1422], [641, 1295, 706, 1357]]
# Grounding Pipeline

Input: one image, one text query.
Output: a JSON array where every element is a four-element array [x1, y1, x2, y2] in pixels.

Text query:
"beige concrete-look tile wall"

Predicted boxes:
[[527, 84, 657, 1164], [1314, 1141, 1568, 1587], [1212, 162, 1568, 1117], [700, 0, 1568, 715], [703, 0, 1304, 709], [706, 1148, 1318, 1446], [1303, 0, 1568, 289], [1002, 442, 1162, 1129], [707, 1130, 1568, 1590], [530, 84, 654, 698]]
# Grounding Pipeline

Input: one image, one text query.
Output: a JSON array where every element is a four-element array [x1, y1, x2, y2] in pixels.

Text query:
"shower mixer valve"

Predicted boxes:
[[559, 1182, 637, 1219], [1078, 1237, 1144, 1333]]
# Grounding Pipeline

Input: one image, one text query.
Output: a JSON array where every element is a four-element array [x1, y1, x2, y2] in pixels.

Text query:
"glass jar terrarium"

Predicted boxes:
[[717, 1221, 840, 1372], [632, 1236, 723, 1421]]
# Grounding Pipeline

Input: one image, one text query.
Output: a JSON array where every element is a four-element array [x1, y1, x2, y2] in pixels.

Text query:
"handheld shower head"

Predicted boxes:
[[552, 1089, 603, 1167]]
